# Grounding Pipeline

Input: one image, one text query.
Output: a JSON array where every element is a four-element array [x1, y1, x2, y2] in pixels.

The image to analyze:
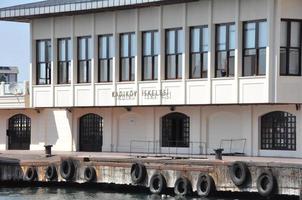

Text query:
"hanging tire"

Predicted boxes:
[[60, 159, 75, 180], [24, 167, 37, 182], [45, 164, 57, 181], [230, 161, 249, 186], [257, 170, 276, 197], [196, 173, 215, 197], [84, 166, 96, 182], [174, 177, 192, 196], [149, 173, 167, 194], [131, 163, 147, 184]]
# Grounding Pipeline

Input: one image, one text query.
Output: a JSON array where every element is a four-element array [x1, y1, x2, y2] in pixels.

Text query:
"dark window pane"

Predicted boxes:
[[216, 51, 227, 77], [131, 58, 135, 81], [167, 30, 175, 54], [280, 21, 287, 47], [229, 50, 235, 76], [280, 48, 287, 75], [289, 48, 300, 75], [79, 38, 86, 60], [191, 28, 200, 53], [154, 32, 159, 55], [154, 56, 158, 80], [143, 32, 152, 56], [38, 41, 45, 62], [59, 39, 66, 61], [191, 54, 201, 78], [243, 49, 256, 76], [229, 24, 236, 50], [244, 22, 256, 49], [177, 54, 182, 78], [130, 33, 136, 57], [258, 21, 267, 48], [202, 27, 209, 52], [108, 36, 114, 58], [46, 40, 52, 62], [291, 22, 300, 47], [217, 25, 226, 50], [143, 56, 152, 80], [167, 55, 176, 79], [87, 38, 92, 59], [121, 34, 129, 57], [202, 53, 208, 78], [100, 60, 108, 82], [79, 61, 87, 83], [67, 39, 72, 61], [99, 36, 107, 59], [177, 29, 184, 53], [39, 63, 46, 82], [258, 48, 266, 75], [109, 59, 113, 82], [121, 58, 129, 81]]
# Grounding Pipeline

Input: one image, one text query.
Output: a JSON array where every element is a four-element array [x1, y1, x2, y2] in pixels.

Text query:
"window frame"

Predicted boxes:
[[242, 19, 267, 77], [57, 37, 71, 84], [119, 32, 136, 82], [98, 34, 113, 82], [215, 23, 235, 78], [261, 111, 296, 151], [280, 19, 302, 76], [36, 39, 52, 85], [165, 28, 183, 80], [77, 36, 92, 84], [142, 30, 159, 81], [189, 25, 209, 79]]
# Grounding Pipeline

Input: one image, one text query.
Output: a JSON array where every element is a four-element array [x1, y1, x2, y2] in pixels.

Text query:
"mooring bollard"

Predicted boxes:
[[44, 145, 53, 157], [214, 148, 224, 160]]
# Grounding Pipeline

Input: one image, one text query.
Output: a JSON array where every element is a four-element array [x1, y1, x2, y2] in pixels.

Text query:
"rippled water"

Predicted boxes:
[[0, 186, 298, 200]]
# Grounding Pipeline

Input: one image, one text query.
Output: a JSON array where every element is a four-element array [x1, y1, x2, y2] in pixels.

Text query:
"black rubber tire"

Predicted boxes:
[[131, 163, 147, 184], [196, 173, 215, 197], [149, 173, 167, 195], [45, 164, 57, 181], [24, 167, 37, 182], [84, 166, 96, 182], [174, 177, 192, 196], [60, 159, 75, 180], [230, 161, 249, 186], [257, 170, 276, 197]]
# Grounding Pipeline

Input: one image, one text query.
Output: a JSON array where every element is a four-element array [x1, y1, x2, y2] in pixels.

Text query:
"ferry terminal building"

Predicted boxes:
[[0, 0, 301, 158]]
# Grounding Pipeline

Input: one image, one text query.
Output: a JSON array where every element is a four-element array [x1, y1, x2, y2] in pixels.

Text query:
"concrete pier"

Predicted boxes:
[[0, 151, 301, 198]]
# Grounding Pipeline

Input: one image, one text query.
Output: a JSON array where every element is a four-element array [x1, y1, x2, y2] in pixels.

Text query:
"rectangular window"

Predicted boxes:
[[190, 26, 208, 79], [99, 35, 113, 82], [166, 28, 183, 80], [37, 40, 51, 85], [142, 31, 159, 80], [215, 23, 235, 77], [58, 38, 71, 84], [243, 20, 267, 76], [120, 32, 136, 81], [280, 20, 302, 76], [78, 37, 92, 83]]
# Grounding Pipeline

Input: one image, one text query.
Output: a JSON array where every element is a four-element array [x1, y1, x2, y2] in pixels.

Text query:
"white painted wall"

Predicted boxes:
[[30, 0, 302, 108]]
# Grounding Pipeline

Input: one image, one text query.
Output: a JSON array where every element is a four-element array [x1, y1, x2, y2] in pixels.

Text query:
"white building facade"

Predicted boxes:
[[0, 0, 301, 157]]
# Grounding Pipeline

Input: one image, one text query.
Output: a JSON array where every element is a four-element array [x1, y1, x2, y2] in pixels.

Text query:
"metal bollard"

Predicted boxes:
[[44, 145, 53, 157], [214, 148, 224, 160]]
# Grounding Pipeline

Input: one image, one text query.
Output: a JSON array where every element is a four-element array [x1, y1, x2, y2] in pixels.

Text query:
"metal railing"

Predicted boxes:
[[130, 139, 208, 159], [219, 138, 247, 155]]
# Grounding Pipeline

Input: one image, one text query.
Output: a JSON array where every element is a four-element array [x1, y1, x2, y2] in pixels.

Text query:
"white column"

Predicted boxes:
[[267, 0, 276, 103], [182, 3, 188, 104], [135, 8, 141, 105], [29, 21, 35, 108], [50, 17, 56, 107], [113, 12, 118, 106], [158, 6, 164, 105], [91, 14, 97, 106], [71, 16, 76, 107], [207, 0, 214, 104], [235, 0, 241, 103]]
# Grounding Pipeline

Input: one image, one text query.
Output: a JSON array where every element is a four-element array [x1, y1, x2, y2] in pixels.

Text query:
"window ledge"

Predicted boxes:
[[238, 76, 266, 80]]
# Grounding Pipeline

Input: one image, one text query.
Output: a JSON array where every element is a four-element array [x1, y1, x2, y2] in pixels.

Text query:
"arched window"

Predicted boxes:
[[7, 114, 31, 150], [161, 112, 190, 148], [79, 113, 103, 152], [261, 111, 296, 151]]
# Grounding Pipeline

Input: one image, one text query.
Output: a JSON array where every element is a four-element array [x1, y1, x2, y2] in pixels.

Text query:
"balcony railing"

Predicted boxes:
[[0, 81, 29, 96]]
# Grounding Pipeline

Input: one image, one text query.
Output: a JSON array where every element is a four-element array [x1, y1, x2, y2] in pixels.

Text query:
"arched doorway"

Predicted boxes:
[[261, 111, 296, 151], [79, 113, 103, 152], [7, 114, 31, 150], [161, 112, 190, 148]]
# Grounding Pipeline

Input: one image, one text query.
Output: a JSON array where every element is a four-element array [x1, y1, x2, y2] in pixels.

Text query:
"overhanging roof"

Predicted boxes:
[[0, 0, 195, 22]]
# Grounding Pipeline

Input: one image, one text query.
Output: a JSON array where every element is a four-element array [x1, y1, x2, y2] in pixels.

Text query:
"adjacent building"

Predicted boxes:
[[0, 0, 301, 157]]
